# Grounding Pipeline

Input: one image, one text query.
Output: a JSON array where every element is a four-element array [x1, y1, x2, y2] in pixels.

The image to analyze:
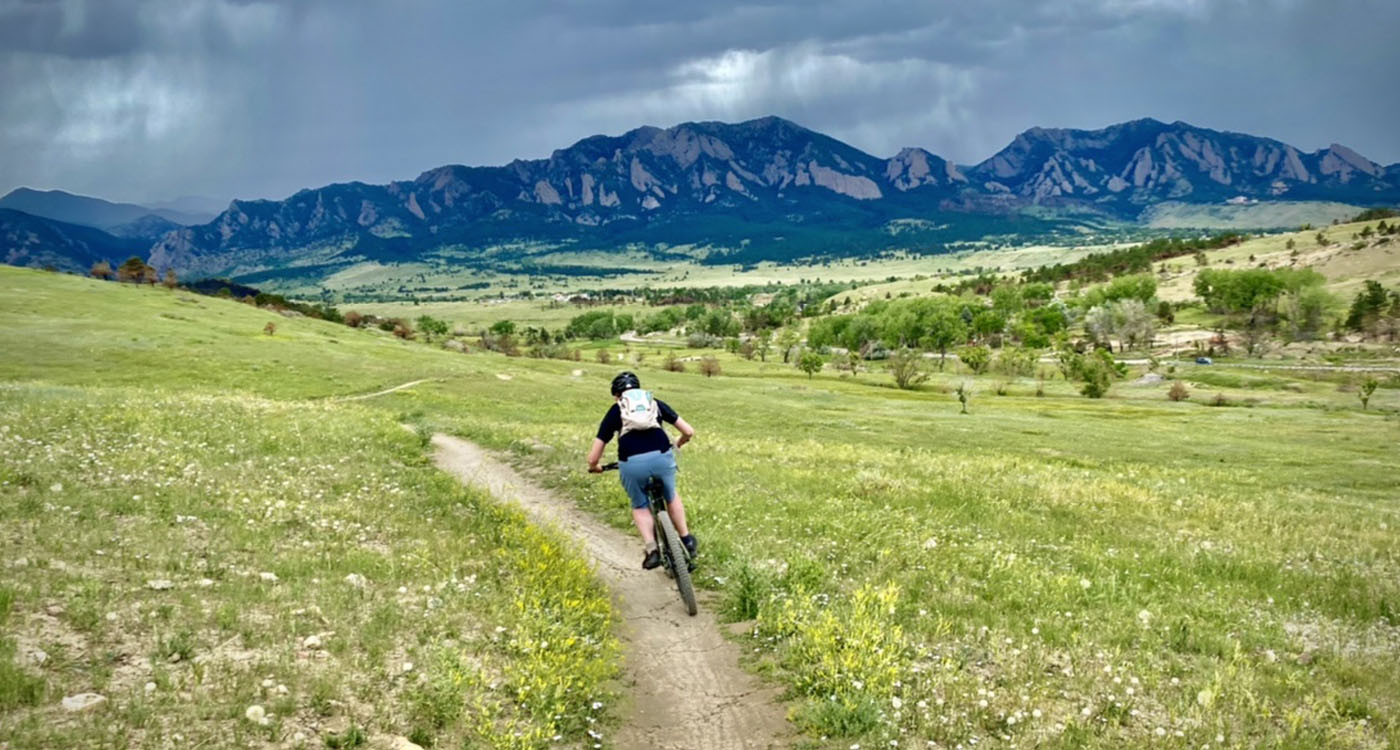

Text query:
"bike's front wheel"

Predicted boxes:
[[656, 511, 697, 616]]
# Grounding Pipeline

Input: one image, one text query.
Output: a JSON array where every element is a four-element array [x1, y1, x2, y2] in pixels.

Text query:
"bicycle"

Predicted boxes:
[[598, 461, 698, 616]]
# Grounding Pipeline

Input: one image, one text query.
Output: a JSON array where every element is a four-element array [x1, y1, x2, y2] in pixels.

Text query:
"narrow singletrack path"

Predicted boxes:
[[331, 378, 437, 402], [431, 434, 791, 750]]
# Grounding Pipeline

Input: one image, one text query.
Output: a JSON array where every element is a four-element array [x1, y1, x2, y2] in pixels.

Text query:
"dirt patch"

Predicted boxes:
[[431, 434, 792, 749]]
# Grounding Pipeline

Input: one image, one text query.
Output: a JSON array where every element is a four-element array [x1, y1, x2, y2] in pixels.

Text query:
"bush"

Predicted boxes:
[[957, 345, 991, 375], [416, 315, 449, 342], [663, 353, 686, 373], [699, 356, 721, 378], [344, 311, 365, 328], [393, 323, 414, 340], [797, 350, 824, 379], [686, 332, 723, 349], [1210, 392, 1230, 407], [263, 322, 276, 336], [596, 349, 611, 364], [887, 348, 928, 390], [1167, 381, 1190, 401]]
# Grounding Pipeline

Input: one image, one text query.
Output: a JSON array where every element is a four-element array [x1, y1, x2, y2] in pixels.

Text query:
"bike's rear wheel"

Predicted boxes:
[[656, 512, 697, 616]]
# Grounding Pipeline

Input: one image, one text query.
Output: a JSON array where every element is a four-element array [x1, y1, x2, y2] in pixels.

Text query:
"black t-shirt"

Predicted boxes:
[[596, 399, 679, 461]]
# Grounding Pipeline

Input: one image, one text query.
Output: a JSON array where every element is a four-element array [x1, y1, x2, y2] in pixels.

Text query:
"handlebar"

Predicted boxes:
[[599, 462, 619, 472]]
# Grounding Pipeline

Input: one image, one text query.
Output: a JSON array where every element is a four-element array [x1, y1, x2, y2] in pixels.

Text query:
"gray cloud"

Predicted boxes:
[[1, 0, 1396, 206]]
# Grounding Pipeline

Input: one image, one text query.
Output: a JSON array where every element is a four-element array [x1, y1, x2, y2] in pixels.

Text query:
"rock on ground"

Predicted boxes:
[[61, 693, 107, 713]]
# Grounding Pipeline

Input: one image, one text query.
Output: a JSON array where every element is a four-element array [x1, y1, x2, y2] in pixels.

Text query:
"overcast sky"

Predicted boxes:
[[2, 0, 1397, 206]]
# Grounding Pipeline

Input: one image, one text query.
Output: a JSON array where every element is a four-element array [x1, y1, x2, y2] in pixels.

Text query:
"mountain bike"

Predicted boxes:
[[599, 461, 697, 616]]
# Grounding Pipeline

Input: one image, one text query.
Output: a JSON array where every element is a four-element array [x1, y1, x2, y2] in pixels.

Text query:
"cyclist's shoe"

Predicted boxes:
[[642, 549, 662, 570], [682, 534, 698, 557]]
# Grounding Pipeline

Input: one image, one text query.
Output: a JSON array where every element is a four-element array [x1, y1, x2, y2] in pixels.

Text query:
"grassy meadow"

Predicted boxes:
[[0, 269, 617, 749], [3, 264, 1399, 749]]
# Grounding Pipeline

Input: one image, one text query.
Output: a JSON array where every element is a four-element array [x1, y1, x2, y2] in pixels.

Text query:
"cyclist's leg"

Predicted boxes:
[[618, 456, 657, 546], [655, 451, 690, 537]]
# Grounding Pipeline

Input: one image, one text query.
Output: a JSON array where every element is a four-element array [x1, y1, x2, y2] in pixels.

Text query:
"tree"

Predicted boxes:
[[887, 348, 929, 389], [1358, 378, 1378, 410], [89, 261, 113, 280], [117, 256, 149, 283], [1114, 299, 1156, 351], [954, 382, 972, 414], [1277, 287, 1330, 342], [416, 315, 449, 342], [161, 269, 178, 289], [777, 328, 800, 363], [1345, 281, 1389, 334], [1155, 300, 1175, 324], [920, 303, 969, 370], [797, 350, 824, 379], [1085, 305, 1115, 349], [956, 344, 991, 375], [1063, 349, 1126, 398], [756, 329, 773, 362]]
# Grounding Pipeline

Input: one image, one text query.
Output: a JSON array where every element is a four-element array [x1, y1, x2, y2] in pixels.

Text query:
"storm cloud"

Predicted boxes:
[[2, 0, 1397, 205]]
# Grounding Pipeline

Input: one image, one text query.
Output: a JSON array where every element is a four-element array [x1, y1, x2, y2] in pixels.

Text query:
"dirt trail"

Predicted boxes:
[[431, 434, 791, 749], [332, 378, 436, 402]]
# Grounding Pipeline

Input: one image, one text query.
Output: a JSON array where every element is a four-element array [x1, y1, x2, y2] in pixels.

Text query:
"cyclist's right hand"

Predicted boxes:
[[587, 462, 603, 474]]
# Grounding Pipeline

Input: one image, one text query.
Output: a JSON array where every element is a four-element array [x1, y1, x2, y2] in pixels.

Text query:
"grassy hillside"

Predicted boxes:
[[1156, 218, 1400, 303], [3, 265, 1398, 748], [0, 269, 617, 749]]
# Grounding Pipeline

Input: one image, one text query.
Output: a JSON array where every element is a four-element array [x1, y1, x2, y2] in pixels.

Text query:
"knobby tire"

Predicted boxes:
[[657, 511, 698, 616]]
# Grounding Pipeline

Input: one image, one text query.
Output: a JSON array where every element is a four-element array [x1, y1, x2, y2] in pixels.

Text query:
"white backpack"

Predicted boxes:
[[618, 388, 661, 436]]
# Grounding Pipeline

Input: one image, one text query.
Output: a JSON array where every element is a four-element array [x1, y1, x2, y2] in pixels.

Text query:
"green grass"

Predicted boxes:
[[4, 265, 1399, 748], [0, 269, 617, 749]]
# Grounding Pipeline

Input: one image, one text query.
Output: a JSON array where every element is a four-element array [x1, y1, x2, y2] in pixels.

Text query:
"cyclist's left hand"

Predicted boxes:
[[587, 462, 603, 473]]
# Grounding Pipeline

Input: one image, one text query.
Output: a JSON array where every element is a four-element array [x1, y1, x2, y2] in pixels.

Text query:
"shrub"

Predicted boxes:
[[699, 356, 721, 377], [955, 382, 972, 413], [480, 333, 519, 356], [1359, 378, 1378, 410], [887, 348, 928, 390], [263, 322, 276, 336], [393, 323, 413, 340], [1211, 392, 1230, 407], [1167, 381, 1190, 401], [416, 315, 449, 342], [686, 332, 722, 348], [162, 269, 178, 290], [344, 311, 365, 328], [663, 353, 686, 372], [596, 348, 611, 364], [957, 345, 991, 375]]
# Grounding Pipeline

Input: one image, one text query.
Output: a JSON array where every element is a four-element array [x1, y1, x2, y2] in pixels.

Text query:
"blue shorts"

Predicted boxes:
[[618, 449, 677, 510]]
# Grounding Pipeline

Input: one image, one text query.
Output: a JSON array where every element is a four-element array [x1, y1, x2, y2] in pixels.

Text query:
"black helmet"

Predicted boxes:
[[610, 371, 641, 396]]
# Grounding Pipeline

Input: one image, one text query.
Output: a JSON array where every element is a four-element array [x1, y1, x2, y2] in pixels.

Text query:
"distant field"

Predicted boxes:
[[3, 266, 1397, 748]]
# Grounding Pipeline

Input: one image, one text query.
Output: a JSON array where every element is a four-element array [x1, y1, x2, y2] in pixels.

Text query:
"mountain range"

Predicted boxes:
[[4, 116, 1398, 278]]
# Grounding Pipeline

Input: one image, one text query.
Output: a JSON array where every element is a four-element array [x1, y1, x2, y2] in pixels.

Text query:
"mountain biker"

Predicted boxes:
[[587, 371, 698, 569]]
